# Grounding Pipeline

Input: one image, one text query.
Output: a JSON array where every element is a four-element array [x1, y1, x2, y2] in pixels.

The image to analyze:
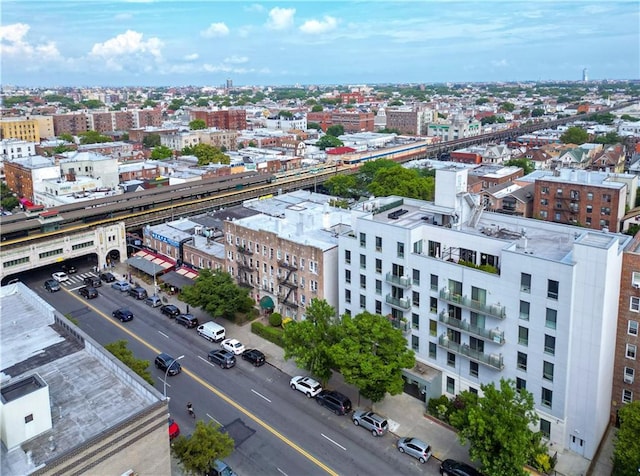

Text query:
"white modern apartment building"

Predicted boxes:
[[338, 166, 630, 460]]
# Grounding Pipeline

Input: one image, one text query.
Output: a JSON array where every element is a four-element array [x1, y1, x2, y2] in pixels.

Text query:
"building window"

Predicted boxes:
[[540, 210, 548, 218], [412, 313, 420, 330], [411, 335, 419, 352], [603, 193, 611, 203], [632, 271, 640, 287], [447, 352, 456, 367], [470, 361, 479, 378], [521, 273, 531, 293], [631, 297, 640, 312], [541, 186, 549, 195], [446, 376, 455, 394], [547, 280, 559, 300], [516, 377, 526, 391], [412, 269, 420, 286], [544, 335, 556, 356], [546, 308, 557, 329], [412, 291, 420, 307], [375, 279, 382, 295], [429, 342, 437, 359], [375, 258, 382, 274], [345, 269, 351, 284], [25, 414, 34, 423], [624, 366, 635, 384], [430, 297, 437, 314], [517, 352, 527, 371], [345, 289, 351, 303], [627, 344, 637, 360], [587, 192, 593, 201], [429, 319, 437, 337], [629, 320, 639, 336], [518, 326, 529, 346], [540, 419, 551, 439], [397, 242, 405, 258], [622, 389, 633, 403], [360, 274, 366, 289], [375, 236, 382, 252], [345, 250, 351, 264], [586, 205, 593, 214], [541, 388, 553, 408], [359, 232, 366, 247], [519, 301, 530, 320], [360, 294, 366, 309], [375, 300, 382, 314], [543, 361, 554, 381]]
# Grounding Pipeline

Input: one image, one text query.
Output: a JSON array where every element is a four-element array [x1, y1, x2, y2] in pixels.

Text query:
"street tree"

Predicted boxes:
[[180, 268, 254, 321], [278, 110, 293, 118], [142, 99, 157, 108], [282, 298, 339, 385], [613, 400, 640, 475], [504, 158, 535, 175], [81, 99, 104, 109], [307, 122, 322, 130], [104, 340, 154, 385], [331, 311, 415, 402], [531, 108, 545, 117], [143, 133, 161, 148], [311, 104, 323, 112], [560, 126, 589, 145], [182, 143, 230, 165], [189, 119, 206, 130], [324, 174, 359, 199], [326, 124, 344, 137], [150, 145, 173, 160], [358, 159, 401, 188], [172, 420, 234, 476], [594, 131, 621, 145], [451, 378, 539, 476], [79, 130, 111, 144], [316, 135, 343, 150], [169, 98, 185, 111], [59, 132, 74, 143], [368, 166, 435, 201]]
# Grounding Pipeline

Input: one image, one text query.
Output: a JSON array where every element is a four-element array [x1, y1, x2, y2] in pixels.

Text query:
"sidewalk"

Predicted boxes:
[[116, 262, 612, 476]]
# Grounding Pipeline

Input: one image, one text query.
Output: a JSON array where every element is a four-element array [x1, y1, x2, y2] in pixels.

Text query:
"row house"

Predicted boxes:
[[588, 144, 626, 173]]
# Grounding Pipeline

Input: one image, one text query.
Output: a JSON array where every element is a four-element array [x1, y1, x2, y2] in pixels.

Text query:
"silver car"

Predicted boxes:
[[397, 436, 432, 463], [352, 410, 388, 436]]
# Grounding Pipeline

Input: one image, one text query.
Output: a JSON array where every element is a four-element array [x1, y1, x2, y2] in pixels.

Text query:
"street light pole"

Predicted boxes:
[[163, 354, 184, 400]]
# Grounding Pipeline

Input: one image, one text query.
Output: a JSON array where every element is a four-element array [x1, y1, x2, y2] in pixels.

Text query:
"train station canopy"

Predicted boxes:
[[126, 250, 175, 276]]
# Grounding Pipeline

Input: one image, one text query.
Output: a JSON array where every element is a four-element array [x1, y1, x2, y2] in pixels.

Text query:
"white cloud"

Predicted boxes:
[[224, 55, 248, 64], [0, 22, 62, 60], [89, 30, 163, 71], [491, 59, 508, 67], [184, 53, 199, 61], [299, 16, 338, 34], [266, 7, 295, 30], [244, 4, 264, 13], [238, 25, 253, 38], [201, 22, 230, 38]]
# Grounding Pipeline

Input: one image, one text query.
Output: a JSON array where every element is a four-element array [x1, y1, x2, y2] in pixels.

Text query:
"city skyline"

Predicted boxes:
[[1, 1, 639, 88]]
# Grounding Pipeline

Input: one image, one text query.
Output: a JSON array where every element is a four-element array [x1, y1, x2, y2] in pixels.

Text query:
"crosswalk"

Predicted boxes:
[[59, 272, 100, 289]]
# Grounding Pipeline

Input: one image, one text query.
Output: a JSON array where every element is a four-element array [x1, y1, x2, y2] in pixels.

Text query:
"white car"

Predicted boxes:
[[221, 338, 245, 355], [51, 272, 69, 283], [290, 376, 323, 398]]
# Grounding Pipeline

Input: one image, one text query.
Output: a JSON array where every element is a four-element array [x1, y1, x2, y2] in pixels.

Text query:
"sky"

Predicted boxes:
[[1, 0, 639, 88]]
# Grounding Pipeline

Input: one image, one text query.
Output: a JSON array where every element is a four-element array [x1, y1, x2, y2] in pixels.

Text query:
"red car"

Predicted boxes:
[[168, 418, 180, 440]]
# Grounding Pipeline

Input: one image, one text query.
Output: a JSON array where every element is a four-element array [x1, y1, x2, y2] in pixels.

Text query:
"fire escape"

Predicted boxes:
[[277, 260, 298, 308], [236, 246, 253, 288], [553, 189, 580, 225]]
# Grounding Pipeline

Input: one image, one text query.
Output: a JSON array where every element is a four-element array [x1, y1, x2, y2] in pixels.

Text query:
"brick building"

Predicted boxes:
[[386, 107, 434, 135], [307, 111, 374, 133], [53, 113, 90, 136], [190, 109, 247, 130]]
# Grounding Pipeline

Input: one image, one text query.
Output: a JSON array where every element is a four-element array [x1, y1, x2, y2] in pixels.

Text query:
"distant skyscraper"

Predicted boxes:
[[582, 68, 589, 82], [226, 78, 233, 90]]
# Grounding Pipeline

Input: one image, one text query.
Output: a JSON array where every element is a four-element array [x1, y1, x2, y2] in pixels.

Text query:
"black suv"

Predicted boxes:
[[315, 390, 352, 415], [440, 459, 485, 476], [100, 272, 116, 283], [78, 286, 98, 299], [241, 349, 266, 367], [176, 313, 198, 328], [112, 308, 134, 322], [160, 304, 181, 318], [128, 286, 148, 300], [61, 263, 77, 274], [207, 349, 236, 369], [155, 353, 182, 375], [83, 276, 102, 287]]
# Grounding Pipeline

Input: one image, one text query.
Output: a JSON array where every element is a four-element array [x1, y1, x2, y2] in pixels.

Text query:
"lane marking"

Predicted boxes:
[[158, 331, 169, 338], [321, 433, 346, 451], [251, 389, 272, 403], [207, 413, 221, 425], [277, 468, 288, 476]]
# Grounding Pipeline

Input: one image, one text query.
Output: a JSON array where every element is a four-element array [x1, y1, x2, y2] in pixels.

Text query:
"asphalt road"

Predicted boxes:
[[24, 262, 443, 476]]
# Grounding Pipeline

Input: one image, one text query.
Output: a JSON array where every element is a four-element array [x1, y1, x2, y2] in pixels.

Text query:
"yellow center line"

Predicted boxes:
[[69, 290, 338, 476]]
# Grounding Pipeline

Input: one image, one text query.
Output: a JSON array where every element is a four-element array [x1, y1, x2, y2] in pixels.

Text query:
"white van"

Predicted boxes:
[[197, 321, 226, 342]]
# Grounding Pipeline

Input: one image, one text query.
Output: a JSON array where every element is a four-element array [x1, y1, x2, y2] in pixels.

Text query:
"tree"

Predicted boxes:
[[59, 132, 74, 143], [560, 126, 589, 145], [278, 110, 293, 118], [331, 311, 415, 402], [531, 108, 545, 117], [311, 104, 323, 112], [150, 145, 173, 160], [326, 124, 344, 137], [475, 97, 490, 105], [81, 99, 104, 109], [594, 131, 621, 145], [499, 101, 515, 112], [1, 196, 19, 212], [121, 132, 129, 141], [282, 298, 339, 385], [104, 340, 154, 385], [358, 159, 400, 188], [169, 98, 185, 111], [143, 133, 161, 148], [189, 119, 207, 130], [307, 122, 322, 131], [185, 143, 230, 166], [172, 420, 234, 476], [180, 268, 254, 321], [504, 158, 535, 175], [142, 99, 157, 108], [613, 401, 640, 475], [451, 378, 539, 476], [79, 130, 111, 144], [324, 174, 358, 198], [368, 167, 435, 201], [316, 135, 343, 150]]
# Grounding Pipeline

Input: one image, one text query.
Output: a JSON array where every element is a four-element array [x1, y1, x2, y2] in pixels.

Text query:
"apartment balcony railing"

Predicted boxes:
[[385, 272, 411, 288], [236, 246, 253, 255], [438, 311, 505, 344], [386, 315, 410, 334], [237, 261, 252, 271], [386, 294, 411, 310], [439, 288, 506, 319], [438, 335, 504, 370], [278, 260, 297, 271]]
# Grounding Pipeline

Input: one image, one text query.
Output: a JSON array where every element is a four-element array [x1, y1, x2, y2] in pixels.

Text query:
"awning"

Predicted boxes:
[[259, 296, 275, 310], [126, 256, 167, 276], [160, 270, 196, 290]]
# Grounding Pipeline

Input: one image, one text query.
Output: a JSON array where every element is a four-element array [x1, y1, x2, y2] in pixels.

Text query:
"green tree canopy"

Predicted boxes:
[[326, 124, 345, 137], [143, 133, 161, 148], [358, 158, 400, 188], [282, 298, 339, 385], [499, 101, 515, 112], [79, 130, 111, 144], [377, 128, 401, 134], [311, 104, 323, 112], [560, 126, 589, 145], [169, 98, 185, 111], [331, 311, 415, 402], [189, 119, 207, 130], [196, 98, 210, 107], [278, 110, 294, 118], [150, 145, 173, 160], [59, 132, 74, 143], [621, 114, 640, 122], [450, 378, 539, 476], [172, 420, 234, 476], [180, 268, 254, 320], [104, 340, 154, 385], [503, 158, 535, 175], [112, 101, 128, 111], [613, 401, 640, 475], [316, 135, 343, 150], [142, 99, 157, 108], [81, 99, 104, 109], [475, 97, 490, 105], [367, 167, 435, 201], [307, 122, 322, 131], [324, 174, 359, 199], [531, 108, 545, 117], [594, 131, 622, 145], [182, 143, 230, 165]]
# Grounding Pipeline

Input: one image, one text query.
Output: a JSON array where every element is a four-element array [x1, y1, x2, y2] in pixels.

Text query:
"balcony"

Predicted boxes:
[[387, 314, 410, 334], [386, 294, 411, 310], [235, 277, 253, 289], [278, 260, 297, 271], [385, 272, 411, 288], [438, 311, 505, 344], [439, 288, 506, 319], [277, 277, 298, 288], [237, 261, 252, 271], [236, 245, 253, 255], [438, 335, 504, 370]]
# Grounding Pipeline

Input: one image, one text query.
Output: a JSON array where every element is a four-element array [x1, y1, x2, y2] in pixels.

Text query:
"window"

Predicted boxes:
[[447, 352, 456, 367], [470, 361, 479, 378], [603, 193, 612, 203], [540, 198, 548, 206], [412, 269, 420, 285], [359, 232, 366, 247], [520, 301, 530, 320], [516, 377, 526, 391], [360, 254, 366, 269], [518, 326, 529, 346], [544, 335, 556, 356], [375, 258, 382, 274], [429, 319, 437, 337], [629, 320, 639, 336], [570, 190, 580, 200], [397, 242, 405, 258], [345, 289, 351, 303], [543, 361, 554, 381], [430, 274, 438, 291], [345, 250, 351, 264], [428, 240, 441, 258], [360, 294, 366, 309], [517, 352, 527, 371], [429, 342, 437, 359], [430, 297, 437, 314], [624, 366, 635, 384], [541, 186, 549, 195], [626, 344, 637, 360], [375, 300, 382, 314], [587, 192, 593, 201], [345, 269, 351, 284], [586, 205, 592, 214], [25, 414, 34, 423], [375, 279, 382, 295], [360, 274, 366, 289], [540, 210, 548, 218], [546, 308, 557, 329], [521, 273, 531, 293], [411, 335, 419, 352], [622, 389, 633, 403], [631, 297, 640, 312], [540, 419, 551, 439], [633, 271, 640, 287], [601, 207, 611, 216], [446, 376, 455, 394], [541, 388, 553, 408], [412, 313, 420, 330], [375, 236, 382, 252], [412, 291, 420, 307], [547, 280, 559, 300]]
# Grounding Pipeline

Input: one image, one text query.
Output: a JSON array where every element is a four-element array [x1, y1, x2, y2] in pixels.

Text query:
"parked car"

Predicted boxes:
[[61, 263, 77, 274], [221, 338, 245, 355], [168, 418, 180, 440], [155, 352, 182, 375], [51, 272, 69, 283], [160, 304, 180, 318], [112, 308, 134, 322], [111, 280, 131, 292], [241, 349, 266, 367], [144, 295, 162, 308], [78, 286, 98, 299], [128, 286, 148, 300], [44, 279, 61, 292], [83, 276, 102, 287], [290, 376, 323, 398], [206, 459, 237, 476], [397, 436, 432, 463], [175, 313, 199, 328], [352, 410, 389, 436], [100, 272, 116, 283], [440, 459, 485, 476], [315, 390, 352, 415], [207, 349, 236, 369]]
